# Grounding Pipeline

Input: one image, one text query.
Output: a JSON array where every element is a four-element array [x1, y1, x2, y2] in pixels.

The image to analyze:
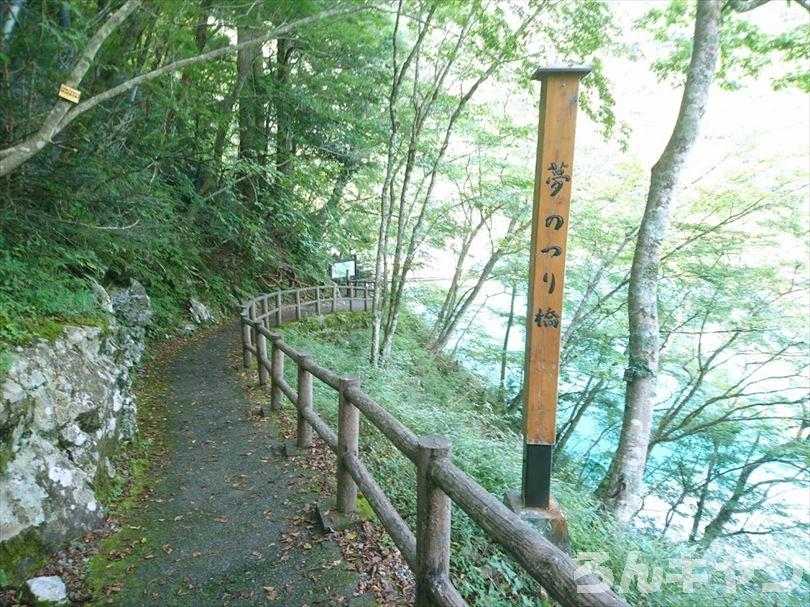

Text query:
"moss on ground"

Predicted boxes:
[[0, 530, 53, 586], [354, 494, 377, 523], [5, 314, 112, 349], [85, 355, 172, 598], [85, 522, 169, 600]]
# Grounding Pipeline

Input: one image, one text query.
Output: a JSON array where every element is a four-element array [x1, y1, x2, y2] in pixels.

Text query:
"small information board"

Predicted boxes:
[[330, 256, 357, 281]]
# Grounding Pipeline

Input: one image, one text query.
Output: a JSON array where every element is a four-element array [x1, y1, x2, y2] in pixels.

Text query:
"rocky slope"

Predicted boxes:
[[0, 280, 151, 580]]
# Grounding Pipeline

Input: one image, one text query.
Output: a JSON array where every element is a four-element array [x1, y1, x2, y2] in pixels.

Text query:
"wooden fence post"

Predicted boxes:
[[333, 284, 338, 313], [416, 435, 452, 606], [364, 287, 369, 311], [248, 302, 257, 354], [315, 287, 321, 315], [270, 335, 285, 411], [276, 292, 282, 326], [256, 331, 269, 387], [295, 289, 301, 320], [297, 353, 314, 448], [337, 375, 360, 513], [241, 314, 252, 368], [260, 296, 269, 328], [349, 283, 355, 312]]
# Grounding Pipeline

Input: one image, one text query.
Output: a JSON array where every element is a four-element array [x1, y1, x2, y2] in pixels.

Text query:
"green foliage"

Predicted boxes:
[[1, 0, 806, 602], [0, 239, 104, 345], [540, 1, 630, 146], [637, 0, 810, 91], [0, 0, 391, 348], [281, 311, 809, 606]]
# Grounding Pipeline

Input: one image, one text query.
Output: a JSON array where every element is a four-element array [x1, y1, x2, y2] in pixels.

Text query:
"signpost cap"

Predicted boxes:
[[531, 64, 592, 80]]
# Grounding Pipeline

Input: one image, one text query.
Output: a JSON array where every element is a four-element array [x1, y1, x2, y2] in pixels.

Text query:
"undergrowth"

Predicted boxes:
[[277, 311, 808, 607], [0, 163, 329, 354]]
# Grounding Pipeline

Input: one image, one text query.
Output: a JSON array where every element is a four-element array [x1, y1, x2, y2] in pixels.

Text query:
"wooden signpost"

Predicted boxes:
[[522, 65, 590, 510]]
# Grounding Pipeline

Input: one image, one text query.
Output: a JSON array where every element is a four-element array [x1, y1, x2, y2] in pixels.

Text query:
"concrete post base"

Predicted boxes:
[[504, 490, 571, 554], [314, 496, 371, 534]]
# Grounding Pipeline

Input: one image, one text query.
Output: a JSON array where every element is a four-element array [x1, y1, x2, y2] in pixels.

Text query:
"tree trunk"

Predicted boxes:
[[0, 0, 141, 177], [448, 299, 486, 359], [0, 3, 360, 177], [498, 282, 518, 404], [428, 248, 504, 355], [601, 0, 722, 523], [426, 213, 486, 349], [428, 217, 525, 356], [236, 20, 264, 205], [1, 0, 27, 52], [372, 0, 431, 366], [274, 37, 293, 183], [372, 3, 539, 366], [688, 441, 717, 542], [164, 0, 212, 148], [196, 70, 248, 195], [556, 378, 605, 454], [699, 462, 755, 547], [316, 157, 357, 223]]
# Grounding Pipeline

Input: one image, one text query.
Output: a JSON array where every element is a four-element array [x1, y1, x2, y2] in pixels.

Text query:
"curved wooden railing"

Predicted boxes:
[[240, 284, 628, 607]]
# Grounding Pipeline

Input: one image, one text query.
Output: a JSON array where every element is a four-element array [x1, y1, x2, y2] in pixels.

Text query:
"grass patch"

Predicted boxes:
[[275, 310, 809, 607]]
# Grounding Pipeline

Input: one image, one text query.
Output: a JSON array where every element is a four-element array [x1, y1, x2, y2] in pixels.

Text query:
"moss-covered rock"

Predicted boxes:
[[0, 529, 52, 584], [0, 281, 152, 584]]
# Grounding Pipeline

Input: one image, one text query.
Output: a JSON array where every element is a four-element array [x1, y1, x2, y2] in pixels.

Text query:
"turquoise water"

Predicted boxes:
[[409, 284, 809, 554]]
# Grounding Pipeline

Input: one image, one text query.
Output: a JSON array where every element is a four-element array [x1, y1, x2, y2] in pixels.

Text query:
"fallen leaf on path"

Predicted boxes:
[[105, 582, 124, 594]]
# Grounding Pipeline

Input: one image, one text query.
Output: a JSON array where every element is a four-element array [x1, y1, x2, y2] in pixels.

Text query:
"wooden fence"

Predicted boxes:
[[240, 284, 628, 607]]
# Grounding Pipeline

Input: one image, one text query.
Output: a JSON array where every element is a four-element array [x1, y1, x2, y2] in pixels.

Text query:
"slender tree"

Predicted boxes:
[[600, 0, 722, 522]]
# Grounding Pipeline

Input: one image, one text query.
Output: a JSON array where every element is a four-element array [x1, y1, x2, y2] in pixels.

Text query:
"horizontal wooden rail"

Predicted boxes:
[[429, 459, 622, 607], [276, 376, 297, 404], [240, 284, 628, 607], [246, 284, 374, 325], [344, 384, 419, 463], [343, 450, 417, 567]]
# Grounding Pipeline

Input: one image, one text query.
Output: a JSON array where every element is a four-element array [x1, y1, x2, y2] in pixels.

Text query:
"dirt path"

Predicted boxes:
[[88, 322, 375, 607]]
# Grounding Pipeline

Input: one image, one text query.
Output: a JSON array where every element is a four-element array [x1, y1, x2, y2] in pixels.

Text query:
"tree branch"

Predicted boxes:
[[0, 3, 373, 176]]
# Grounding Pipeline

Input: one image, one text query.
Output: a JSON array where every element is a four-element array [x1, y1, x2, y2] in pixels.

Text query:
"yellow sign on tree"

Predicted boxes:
[[58, 84, 81, 104]]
